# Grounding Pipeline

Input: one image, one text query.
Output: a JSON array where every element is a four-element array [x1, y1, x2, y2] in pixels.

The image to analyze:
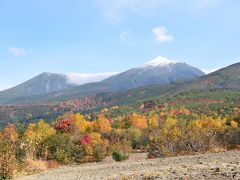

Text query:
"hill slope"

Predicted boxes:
[[109, 62, 240, 105]]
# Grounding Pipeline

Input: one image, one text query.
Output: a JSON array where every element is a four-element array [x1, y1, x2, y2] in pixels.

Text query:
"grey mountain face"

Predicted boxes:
[[0, 72, 76, 104], [102, 62, 205, 91]]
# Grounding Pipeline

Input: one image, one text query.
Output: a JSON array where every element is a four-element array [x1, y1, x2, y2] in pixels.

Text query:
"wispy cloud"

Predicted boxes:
[[96, 0, 224, 22], [202, 67, 221, 74], [152, 26, 174, 43], [194, 0, 224, 8], [65, 72, 119, 85], [120, 30, 134, 45], [8, 47, 27, 57], [96, 0, 165, 22]]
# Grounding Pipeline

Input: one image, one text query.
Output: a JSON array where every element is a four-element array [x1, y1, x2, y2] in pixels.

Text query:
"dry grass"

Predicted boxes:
[[45, 160, 60, 169], [24, 158, 61, 174], [25, 158, 48, 173]]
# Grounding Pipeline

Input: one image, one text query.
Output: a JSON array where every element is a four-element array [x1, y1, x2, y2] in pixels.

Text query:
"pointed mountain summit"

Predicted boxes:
[[144, 56, 178, 67], [103, 56, 205, 90]]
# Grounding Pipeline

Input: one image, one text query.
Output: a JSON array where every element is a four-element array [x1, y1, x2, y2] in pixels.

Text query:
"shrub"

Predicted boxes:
[[0, 139, 17, 179], [45, 133, 73, 164], [111, 140, 132, 154], [55, 119, 76, 133], [72, 145, 87, 163], [80, 134, 92, 145], [112, 150, 129, 162], [92, 143, 107, 162], [125, 128, 141, 149], [54, 149, 71, 164], [15, 141, 27, 170], [216, 128, 240, 149], [24, 120, 56, 159]]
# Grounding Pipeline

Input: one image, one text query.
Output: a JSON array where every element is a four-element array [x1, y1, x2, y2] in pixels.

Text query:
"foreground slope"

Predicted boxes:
[[16, 151, 240, 180]]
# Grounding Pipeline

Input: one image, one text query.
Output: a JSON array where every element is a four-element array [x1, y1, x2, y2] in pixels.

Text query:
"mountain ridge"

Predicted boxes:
[[0, 62, 239, 127], [0, 58, 205, 105]]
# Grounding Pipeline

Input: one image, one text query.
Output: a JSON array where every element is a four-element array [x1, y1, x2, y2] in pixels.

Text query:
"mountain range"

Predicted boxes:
[[0, 56, 205, 105], [0, 60, 239, 128]]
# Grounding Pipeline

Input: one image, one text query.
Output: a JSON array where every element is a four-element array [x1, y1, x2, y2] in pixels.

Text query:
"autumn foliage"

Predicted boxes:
[[0, 107, 239, 177]]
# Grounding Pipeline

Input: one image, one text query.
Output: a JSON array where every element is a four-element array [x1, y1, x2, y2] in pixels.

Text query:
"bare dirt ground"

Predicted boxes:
[[16, 151, 240, 180]]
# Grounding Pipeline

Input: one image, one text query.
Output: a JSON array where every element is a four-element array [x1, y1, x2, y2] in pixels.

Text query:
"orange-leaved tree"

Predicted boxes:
[[128, 113, 148, 129], [93, 115, 112, 133], [1, 124, 18, 143]]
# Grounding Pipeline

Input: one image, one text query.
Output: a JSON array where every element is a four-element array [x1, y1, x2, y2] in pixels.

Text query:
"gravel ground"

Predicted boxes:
[[16, 151, 240, 180]]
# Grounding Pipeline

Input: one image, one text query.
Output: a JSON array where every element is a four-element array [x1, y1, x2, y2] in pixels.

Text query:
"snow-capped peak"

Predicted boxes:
[[144, 56, 178, 67]]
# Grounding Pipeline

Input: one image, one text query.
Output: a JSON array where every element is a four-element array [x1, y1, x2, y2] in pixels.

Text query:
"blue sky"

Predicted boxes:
[[0, 0, 240, 90]]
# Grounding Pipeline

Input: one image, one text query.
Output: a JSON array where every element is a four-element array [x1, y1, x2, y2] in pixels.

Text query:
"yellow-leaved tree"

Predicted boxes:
[[147, 114, 159, 128], [24, 120, 56, 158], [74, 113, 92, 133], [93, 115, 112, 133]]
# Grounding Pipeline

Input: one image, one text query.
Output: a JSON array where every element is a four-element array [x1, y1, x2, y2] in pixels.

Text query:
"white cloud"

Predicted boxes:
[[8, 47, 27, 57], [202, 67, 221, 74], [65, 72, 119, 85], [152, 26, 174, 42], [120, 30, 134, 45]]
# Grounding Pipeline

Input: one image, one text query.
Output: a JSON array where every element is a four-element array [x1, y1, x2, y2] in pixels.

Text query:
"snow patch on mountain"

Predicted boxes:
[[144, 56, 179, 67]]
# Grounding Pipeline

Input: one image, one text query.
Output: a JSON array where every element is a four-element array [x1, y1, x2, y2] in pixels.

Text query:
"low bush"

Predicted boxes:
[[92, 143, 107, 162], [54, 149, 71, 164], [112, 150, 129, 162], [72, 145, 87, 163], [45, 133, 73, 164]]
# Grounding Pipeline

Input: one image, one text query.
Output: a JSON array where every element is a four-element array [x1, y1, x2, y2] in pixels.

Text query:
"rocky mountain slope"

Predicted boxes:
[[0, 73, 76, 104], [101, 56, 205, 91]]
